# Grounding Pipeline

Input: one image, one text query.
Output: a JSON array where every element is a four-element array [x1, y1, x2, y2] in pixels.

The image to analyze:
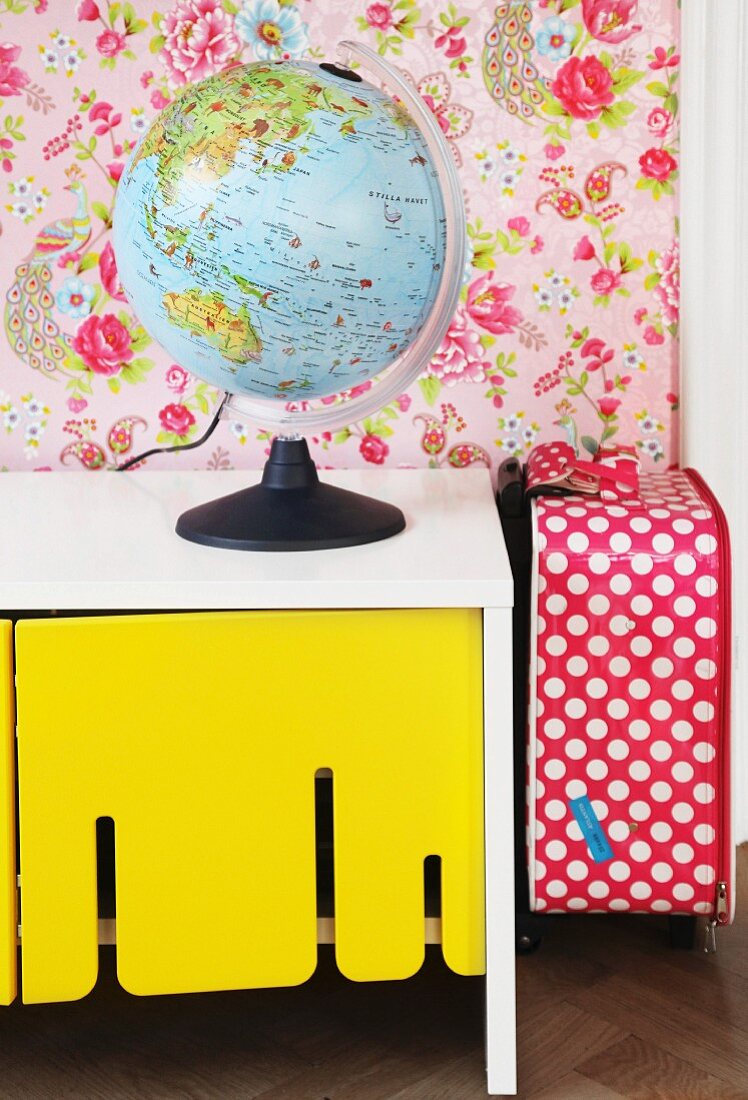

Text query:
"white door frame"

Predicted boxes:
[[681, 0, 747, 843]]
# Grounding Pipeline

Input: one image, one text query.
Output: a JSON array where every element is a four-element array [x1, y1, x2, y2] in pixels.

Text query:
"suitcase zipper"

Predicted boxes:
[[684, 469, 732, 954]]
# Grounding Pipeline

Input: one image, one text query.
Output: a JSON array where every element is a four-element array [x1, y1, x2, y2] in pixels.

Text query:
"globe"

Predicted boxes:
[[112, 42, 464, 550]]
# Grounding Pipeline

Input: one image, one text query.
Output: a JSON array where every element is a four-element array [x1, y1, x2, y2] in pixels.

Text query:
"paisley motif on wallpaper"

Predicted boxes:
[[0, 0, 679, 474]]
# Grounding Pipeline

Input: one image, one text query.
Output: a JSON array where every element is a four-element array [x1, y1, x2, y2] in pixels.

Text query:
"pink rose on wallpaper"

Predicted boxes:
[[159, 0, 240, 87], [107, 161, 124, 182], [159, 403, 195, 436], [96, 30, 126, 57], [465, 273, 522, 335], [72, 313, 133, 375], [598, 395, 621, 417], [365, 3, 394, 30], [654, 239, 679, 324], [359, 434, 389, 465], [581, 0, 641, 43], [644, 325, 665, 345], [647, 106, 673, 138], [430, 310, 491, 386], [76, 0, 100, 19], [166, 364, 190, 394], [99, 241, 127, 302], [551, 56, 614, 121], [573, 235, 596, 261], [0, 43, 29, 98], [590, 268, 622, 294], [507, 216, 530, 237], [396, 393, 412, 412], [67, 397, 88, 413], [150, 89, 171, 110], [639, 147, 677, 182]]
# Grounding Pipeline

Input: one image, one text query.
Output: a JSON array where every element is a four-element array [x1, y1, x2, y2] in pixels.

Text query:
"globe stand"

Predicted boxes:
[[175, 436, 405, 552]]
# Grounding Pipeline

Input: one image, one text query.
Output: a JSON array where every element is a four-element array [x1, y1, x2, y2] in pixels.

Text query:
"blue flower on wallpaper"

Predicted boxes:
[[536, 17, 576, 62], [236, 0, 309, 60], [55, 277, 94, 319]]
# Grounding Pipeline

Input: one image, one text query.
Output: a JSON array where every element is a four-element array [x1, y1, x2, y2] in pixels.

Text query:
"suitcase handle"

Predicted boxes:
[[497, 458, 525, 518]]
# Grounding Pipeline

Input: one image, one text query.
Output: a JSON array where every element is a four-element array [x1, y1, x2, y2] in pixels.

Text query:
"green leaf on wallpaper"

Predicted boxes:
[[581, 435, 599, 457], [110, 2, 122, 26], [598, 51, 614, 71], [107, 377, 121, 394], [92, 201, 111, 224], [120, 357, 154, 385], [152, 10, 164, 26], [333, 429, 351, 444], [579, 371, 589, 388], [223, 0, 240, 12], [130, 330, 151, 353], [600, 101, 635, 129], [150, 34, 166, 53], [618, 243, 642, 273], [77, 252, 99, 272], [586, 121, 600, 139], [601, 424, 618, 443], [374, 424, 395, 438], [646, 81, 669, 98], [664, 94, 678, 116], [479, 334, 496, 350], [419, 375, 442, 406], [194, 392, 210, 415], [644, 272, 661, 291], [611, 69, 644, 95], [542, 97, 567, 118]]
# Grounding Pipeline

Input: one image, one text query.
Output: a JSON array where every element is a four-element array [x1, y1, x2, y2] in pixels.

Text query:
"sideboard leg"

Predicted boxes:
[[483, 607, 517, 1096]]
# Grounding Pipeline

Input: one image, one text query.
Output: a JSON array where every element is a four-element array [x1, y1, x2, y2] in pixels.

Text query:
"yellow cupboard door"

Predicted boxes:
[[15, 609, 484, 1003], [0, 622, 15, 1004]]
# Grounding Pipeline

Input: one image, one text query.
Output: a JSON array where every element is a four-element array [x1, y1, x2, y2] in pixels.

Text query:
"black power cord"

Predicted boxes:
[[116, 392, 230, 471]]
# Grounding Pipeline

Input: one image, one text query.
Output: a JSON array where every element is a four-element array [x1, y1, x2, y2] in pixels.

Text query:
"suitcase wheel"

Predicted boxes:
[[668, 914, 697, 950]]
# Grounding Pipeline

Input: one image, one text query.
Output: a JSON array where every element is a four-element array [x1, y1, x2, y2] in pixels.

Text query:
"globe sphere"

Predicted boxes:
[[113, 55, 454, 425]]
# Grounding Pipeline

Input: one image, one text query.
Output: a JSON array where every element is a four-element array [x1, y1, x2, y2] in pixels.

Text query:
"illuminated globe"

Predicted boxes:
[[113, 42, 464, 550]]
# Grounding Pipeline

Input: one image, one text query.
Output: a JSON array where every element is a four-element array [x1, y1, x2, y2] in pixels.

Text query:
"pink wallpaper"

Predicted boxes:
[[0, 0, 679, 475]]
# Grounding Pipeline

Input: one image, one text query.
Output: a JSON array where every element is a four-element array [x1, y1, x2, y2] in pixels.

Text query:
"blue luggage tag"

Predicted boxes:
[[569, 795, 614, 863]]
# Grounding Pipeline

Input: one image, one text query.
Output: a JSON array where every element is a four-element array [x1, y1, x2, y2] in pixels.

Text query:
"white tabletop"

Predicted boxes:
[[0, 468, 513, 611]]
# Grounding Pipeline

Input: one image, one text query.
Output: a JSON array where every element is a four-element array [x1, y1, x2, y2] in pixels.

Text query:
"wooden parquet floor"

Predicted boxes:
[[0, 846, 745, 1099]]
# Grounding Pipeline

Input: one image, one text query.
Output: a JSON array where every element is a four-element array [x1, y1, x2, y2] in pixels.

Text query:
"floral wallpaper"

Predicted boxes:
[[0, 0, 679, 475]]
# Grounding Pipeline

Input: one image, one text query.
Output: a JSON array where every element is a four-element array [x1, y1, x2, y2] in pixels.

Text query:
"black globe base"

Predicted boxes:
[[175, 436, 405, 552]]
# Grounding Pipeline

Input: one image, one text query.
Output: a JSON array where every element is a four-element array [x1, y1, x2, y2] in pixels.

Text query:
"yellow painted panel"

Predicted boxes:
[[15, 609, 484, 1003], [0, 622, 15, 1004]]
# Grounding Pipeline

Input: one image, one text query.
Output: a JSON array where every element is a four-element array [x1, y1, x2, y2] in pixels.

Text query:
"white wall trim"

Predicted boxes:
[[681, 0, 748, 844]]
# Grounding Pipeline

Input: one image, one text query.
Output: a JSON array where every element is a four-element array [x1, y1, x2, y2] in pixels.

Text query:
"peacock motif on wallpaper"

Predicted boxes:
[[4, 165, 91, 377], [482, 2, 553, 123]]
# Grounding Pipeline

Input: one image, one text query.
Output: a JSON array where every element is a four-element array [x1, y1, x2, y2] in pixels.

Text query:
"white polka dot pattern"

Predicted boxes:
[[528, 470, 728, 920]]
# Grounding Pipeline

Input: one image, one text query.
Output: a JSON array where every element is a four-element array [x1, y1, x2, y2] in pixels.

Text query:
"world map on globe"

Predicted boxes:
[[113, 59, 447, 404]]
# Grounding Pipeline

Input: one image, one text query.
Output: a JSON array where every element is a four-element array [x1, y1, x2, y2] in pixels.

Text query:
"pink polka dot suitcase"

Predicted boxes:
[[498, 455, 733, 953]]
